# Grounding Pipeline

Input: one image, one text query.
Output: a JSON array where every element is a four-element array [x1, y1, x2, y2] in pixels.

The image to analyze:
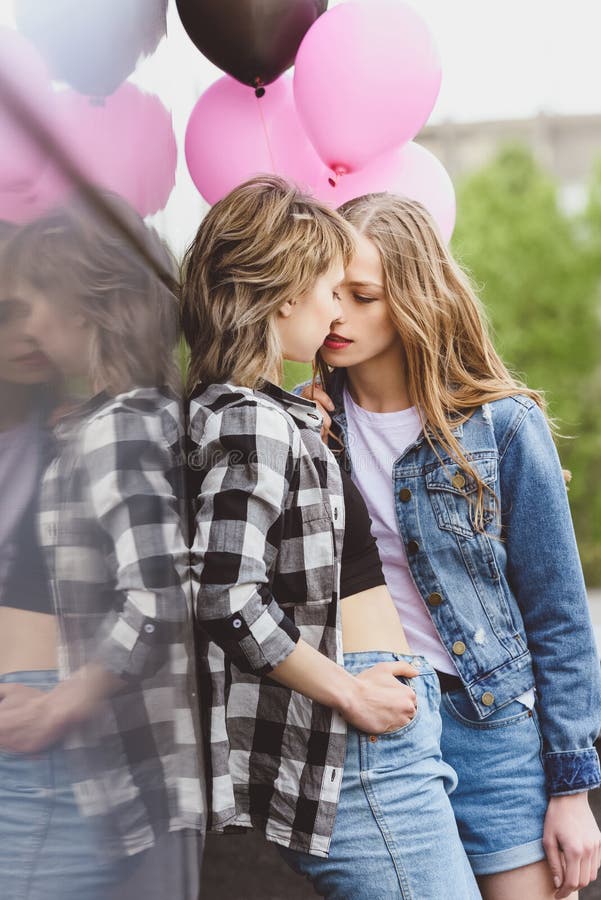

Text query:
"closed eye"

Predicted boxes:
[[0, 298, 28, 326], [354, 294, 377, 304]]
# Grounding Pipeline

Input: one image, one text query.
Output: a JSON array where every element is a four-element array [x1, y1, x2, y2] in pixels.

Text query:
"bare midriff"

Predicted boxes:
[[0, 589, 409, 673], [341, 584, 412, 654], [0, 607, 58, 675]]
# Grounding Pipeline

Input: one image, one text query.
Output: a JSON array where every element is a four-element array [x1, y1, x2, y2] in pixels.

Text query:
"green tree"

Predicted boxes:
[[577, 157, 601, 581], [283, 360, 312, 392], [453, 144, 601, 584]]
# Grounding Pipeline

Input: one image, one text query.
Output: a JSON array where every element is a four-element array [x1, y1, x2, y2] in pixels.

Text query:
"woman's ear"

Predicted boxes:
[[277, 299, 297, 319]]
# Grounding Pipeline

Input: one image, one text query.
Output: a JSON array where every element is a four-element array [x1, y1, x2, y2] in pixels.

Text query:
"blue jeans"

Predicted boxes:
[[0, 670, 136, 900], [278, 652, 481, 899], [440, 687, 549, 875]]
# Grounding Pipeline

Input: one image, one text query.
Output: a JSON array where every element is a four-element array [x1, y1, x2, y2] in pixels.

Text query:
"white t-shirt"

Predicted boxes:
[[343, 387, 458, 674], [343, 387, 536, 706]]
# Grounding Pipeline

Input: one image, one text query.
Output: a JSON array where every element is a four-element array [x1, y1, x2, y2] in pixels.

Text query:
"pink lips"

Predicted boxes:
[[323, 332, 353, 351], [13, 351, 51, 368]]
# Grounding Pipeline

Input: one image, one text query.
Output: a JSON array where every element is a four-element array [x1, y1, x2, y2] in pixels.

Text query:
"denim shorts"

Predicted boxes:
[[0, 670, 136, 900], [440, 685, 547, 876], [278, 652, 481, 899]]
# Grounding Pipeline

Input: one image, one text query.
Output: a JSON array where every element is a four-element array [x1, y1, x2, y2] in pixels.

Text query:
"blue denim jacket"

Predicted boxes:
[[296, 370, 601, 796]]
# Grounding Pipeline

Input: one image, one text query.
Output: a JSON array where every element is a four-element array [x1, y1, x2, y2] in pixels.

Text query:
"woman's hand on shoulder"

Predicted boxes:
[[300, 383, 335, 444]]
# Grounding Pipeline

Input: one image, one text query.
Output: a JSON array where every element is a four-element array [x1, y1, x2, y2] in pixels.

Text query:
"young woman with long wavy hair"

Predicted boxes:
[[300, 193, 601, 900]]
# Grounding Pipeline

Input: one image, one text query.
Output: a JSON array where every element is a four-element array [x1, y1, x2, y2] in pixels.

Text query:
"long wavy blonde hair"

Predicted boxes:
[[181, 175, 355, 392], [319, 193, 547, 529]]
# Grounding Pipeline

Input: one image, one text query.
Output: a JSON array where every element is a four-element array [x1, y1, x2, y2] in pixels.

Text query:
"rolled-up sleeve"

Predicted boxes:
[[190, 400, 301, 676], [81, 406, 189, 681]]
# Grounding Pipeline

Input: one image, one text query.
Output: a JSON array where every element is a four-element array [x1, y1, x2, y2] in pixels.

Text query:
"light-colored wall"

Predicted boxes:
[[418, 112, 601, 210]]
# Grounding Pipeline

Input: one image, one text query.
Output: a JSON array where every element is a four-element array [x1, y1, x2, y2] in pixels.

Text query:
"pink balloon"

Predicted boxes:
[[0, 27, 55, 193], [294, 1, 441, 173], [387, 143, 456, 242], [45, 83, 177, 217], [314, 142, 456, 243], [185, 73, 321, 205]]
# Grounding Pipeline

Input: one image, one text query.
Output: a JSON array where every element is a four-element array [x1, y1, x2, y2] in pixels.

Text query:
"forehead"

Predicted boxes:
[[344, 232, 383, 284], [320, 258, 346, 283]]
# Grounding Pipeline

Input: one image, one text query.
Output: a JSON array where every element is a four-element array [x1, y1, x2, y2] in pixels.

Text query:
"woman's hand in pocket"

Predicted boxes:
[[345, 660, 419, 734], [0, 666, 120, 753], [0, 684, 63, 753]]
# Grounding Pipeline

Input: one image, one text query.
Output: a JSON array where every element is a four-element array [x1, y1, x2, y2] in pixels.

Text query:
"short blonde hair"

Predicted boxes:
[[2, 194, 180, 394], [181, 175, 355, 391]]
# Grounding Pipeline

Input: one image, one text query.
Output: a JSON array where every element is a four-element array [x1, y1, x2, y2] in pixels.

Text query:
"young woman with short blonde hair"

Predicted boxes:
[[183, 175, 480, 899]]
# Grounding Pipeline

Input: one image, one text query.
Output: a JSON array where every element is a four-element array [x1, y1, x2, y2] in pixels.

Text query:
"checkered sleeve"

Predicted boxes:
[[190, 400, 301, 675], [80, 403, 189, 681]]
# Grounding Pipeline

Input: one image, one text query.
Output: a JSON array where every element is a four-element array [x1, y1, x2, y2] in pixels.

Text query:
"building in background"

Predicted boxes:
[[420, 111, 601, 213]]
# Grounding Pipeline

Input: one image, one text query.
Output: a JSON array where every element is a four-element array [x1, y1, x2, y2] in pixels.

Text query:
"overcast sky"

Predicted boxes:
[[2, 0, 600, 251], [4, 0, 601, 122], [139, 0, 601, 124]]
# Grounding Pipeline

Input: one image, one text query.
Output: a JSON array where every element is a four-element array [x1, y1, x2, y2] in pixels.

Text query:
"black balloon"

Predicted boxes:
[[15, 0, 168, 97], [176, 0, 328, 89]]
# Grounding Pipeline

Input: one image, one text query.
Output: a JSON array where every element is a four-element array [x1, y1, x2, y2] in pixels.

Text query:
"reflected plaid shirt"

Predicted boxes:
[[38, 388, 205, 858], [188, 381, 347, 858]]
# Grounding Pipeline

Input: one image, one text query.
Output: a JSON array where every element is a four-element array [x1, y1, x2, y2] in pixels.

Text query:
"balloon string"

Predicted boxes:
[[256, 91, 276, 174]]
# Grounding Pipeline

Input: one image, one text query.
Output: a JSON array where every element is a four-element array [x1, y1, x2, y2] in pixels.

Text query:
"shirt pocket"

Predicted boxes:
[[273, 502, 335, 606], [425, 455, 498, 538]]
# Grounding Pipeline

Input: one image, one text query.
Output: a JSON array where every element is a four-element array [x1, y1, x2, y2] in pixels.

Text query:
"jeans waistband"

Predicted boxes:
[[343, 651, 434, 676], [0, 669, 59, 686]]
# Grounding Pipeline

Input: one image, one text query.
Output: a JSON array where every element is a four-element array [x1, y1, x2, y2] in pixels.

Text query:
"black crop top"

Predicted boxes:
[[1, 418, 53, 615], [3, 487, 53, 614], [340, 468, 386, 600]]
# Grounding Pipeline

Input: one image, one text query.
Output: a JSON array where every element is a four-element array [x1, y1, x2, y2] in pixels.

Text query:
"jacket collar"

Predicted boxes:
[[260, 380, 324, 430]]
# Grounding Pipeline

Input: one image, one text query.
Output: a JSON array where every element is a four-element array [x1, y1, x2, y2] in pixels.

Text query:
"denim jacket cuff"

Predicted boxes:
[[544, 747, 601, 796]]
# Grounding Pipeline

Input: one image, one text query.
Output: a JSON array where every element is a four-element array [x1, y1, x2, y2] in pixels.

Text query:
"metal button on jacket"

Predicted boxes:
[[481, 692, 495, 707], [399, 488, 412, 502], [427, 592, 444, 607], [452, 473, 466, 490], [452, 640, 466, 656], [407, 539, 420, 555]]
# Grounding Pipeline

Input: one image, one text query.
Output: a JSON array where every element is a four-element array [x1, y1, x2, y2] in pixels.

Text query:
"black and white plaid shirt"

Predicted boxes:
[[188, 381, 347, 858], [39, 387, 205, 858]]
